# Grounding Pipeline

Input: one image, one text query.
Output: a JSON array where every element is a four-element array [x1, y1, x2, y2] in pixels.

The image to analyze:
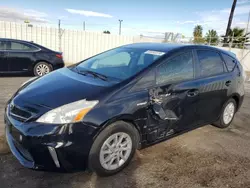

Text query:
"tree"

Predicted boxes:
[[222, 27, 250, 48], [223, 0, 237, 45], [205, 29, 219, 45], [193, 25, 205, 44], [103, 30, 111, 34]]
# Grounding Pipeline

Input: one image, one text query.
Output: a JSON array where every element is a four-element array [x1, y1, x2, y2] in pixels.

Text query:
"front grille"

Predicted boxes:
[[13, 139, 33, 162], [10, 105, 32, 122]]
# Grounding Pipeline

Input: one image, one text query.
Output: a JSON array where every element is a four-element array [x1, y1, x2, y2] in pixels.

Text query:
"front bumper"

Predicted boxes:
[[4, 107, 98, 171], [5, 126, 35, 168]]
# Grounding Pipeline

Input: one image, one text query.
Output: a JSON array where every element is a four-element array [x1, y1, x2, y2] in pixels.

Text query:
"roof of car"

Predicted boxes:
[[0, 38, 33, 43], [122, 43, 237, 58], [122, 43, 186, 52]]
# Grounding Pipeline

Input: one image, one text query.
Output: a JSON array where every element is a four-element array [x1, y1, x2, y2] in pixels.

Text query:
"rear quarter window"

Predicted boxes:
[[222, 53, 236, 72]]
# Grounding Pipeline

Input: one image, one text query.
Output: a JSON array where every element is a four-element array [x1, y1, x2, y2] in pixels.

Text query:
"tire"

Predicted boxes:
[[213, 98, 237, 128], [88, 121, 139, 176], [33, 62, 52, 76]]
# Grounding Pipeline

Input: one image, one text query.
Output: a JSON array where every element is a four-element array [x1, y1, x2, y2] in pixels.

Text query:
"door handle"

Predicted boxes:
[[187, 90, 199, 97], [225, 80, 231, 87]]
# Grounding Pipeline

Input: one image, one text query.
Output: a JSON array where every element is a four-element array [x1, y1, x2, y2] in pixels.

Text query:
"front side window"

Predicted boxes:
[[76, 47, 165, 81], [197, 50, 224, 77], [156, 52, 194, 85], [7, 42, 37, 51], [222, 53, 236, 72], [91, 52, 131, 69]]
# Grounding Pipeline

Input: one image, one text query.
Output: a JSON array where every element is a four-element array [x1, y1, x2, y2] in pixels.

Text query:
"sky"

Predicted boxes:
[[0, 0, 250, 37]]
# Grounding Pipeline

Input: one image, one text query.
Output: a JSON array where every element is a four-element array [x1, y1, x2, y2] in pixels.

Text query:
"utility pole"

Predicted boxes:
[[223, 0, 237, 45], [58, 19, 61, 51], [83, 21, 85, 31], [119, 19, 123, 35]]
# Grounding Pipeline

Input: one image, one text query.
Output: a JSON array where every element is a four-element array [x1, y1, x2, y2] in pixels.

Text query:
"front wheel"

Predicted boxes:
[[213, 98, 237, 128], [88, 121, 138, 176]]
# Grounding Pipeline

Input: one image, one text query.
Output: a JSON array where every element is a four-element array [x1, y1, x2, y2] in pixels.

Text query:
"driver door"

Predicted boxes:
[[147, 51, 199, 141]]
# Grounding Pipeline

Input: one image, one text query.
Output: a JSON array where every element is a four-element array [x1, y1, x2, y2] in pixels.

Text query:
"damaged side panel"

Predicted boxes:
[[146, 81, 199, 143]]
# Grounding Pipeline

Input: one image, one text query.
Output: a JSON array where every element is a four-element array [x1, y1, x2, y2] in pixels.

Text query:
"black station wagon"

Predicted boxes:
[[5, 43, 245, 176]]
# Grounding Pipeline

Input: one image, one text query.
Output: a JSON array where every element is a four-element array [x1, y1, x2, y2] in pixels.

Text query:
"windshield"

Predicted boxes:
[[75, 47, 165, 81]]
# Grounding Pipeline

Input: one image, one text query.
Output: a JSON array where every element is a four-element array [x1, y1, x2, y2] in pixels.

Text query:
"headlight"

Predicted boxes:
[[36, 99, 98, 124]]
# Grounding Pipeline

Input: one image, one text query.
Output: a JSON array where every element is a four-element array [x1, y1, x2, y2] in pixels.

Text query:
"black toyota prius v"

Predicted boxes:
[[5, 43, 245, 176]]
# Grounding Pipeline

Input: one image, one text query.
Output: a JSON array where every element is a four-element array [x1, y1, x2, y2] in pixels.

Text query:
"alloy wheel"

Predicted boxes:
[[99, 132, 132, 171], [223, 102, 235, 124], [36, 64, 50, 76]]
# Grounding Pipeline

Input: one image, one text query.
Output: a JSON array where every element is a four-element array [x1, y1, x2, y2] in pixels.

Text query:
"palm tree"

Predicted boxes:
[[193, 25, 205, 44], [223, 27, 250, 48], [205, 29, 219, 45]]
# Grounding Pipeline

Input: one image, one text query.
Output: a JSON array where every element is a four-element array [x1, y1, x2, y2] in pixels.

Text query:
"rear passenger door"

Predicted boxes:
[[7, 41, 38, 72], [195, 49, 233, 124]]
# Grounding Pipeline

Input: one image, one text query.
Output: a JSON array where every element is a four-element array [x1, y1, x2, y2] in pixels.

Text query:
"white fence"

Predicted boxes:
[[0, 21, 162, 64], [0, 21, 249, 71]]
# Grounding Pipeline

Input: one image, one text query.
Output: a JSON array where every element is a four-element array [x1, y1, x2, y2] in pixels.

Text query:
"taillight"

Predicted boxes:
[[56, 54, 62, 59]]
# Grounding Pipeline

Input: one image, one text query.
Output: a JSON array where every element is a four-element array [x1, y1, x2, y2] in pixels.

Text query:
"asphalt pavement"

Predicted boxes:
[[0, 76, 250, 188]]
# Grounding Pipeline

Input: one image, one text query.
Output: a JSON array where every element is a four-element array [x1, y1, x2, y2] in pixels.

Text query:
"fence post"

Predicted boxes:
[[26, 23, 28, 40], [10, 22, 12, 38], [229, 32, 234, 51], [242, 11, 250, 61], [4, 21, 6, 38], [15, 22, 17, 39]]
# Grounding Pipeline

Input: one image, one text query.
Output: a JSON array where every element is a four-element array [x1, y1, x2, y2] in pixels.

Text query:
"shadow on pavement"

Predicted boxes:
[[0, 151, 141, 188], [0, 73, 33, 77]]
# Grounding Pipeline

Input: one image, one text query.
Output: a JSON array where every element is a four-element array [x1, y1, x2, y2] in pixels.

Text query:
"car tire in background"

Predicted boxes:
[[88, 121, 139, 176], [33, 62, 53, 76], [213, 98, 237, 128]]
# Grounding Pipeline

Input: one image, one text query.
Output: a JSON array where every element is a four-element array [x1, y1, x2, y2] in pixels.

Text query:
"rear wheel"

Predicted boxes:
[[88, 121, 138, 176], [33, 62, 52, 76], [213, 98, 236, 128]]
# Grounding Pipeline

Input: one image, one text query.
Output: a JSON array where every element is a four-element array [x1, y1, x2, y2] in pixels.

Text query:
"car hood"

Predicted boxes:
[[13, 68, 113, 109]]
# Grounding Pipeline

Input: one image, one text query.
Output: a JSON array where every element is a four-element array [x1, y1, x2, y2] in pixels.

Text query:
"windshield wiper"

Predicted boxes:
[[75, 67, 108, 81], [82, 70, 108, 81]]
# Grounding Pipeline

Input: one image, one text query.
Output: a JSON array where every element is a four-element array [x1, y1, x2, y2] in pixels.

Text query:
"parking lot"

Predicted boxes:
[[0, 76, 250, 188]]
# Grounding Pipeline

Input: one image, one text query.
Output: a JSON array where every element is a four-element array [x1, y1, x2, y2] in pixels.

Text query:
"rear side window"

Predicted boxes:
[[222, 53, 236, 72], [197, 50, 224, 77], [0, 41, 7, 50], [156, 52, 194, 85], [7, 42, 37, 51]]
